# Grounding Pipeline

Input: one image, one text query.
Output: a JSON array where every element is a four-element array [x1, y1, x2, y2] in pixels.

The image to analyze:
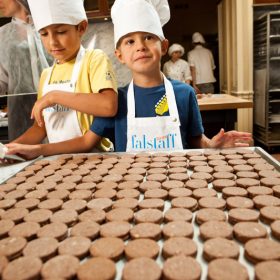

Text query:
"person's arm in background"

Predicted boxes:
[[184, 61, 192, 85], [6, 130, 102, 160]]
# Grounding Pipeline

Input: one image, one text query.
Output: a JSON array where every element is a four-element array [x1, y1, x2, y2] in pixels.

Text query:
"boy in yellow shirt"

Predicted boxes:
[[11, 0, 117, 150]]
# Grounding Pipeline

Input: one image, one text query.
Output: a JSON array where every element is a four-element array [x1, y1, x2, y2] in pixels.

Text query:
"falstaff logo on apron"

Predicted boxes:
[[45, 104, 70, 112], [131, 133, 179, 150]]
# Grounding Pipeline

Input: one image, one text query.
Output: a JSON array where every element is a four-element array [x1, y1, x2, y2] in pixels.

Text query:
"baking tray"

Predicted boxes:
[[0, 147, 279, 280]]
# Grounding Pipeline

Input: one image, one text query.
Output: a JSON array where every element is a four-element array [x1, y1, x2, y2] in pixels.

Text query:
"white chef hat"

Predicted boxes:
[[27, 0, 87, 31], [168, 43, 185, 56], [192, 32, 206, 44], [111, 0, 170, 47]]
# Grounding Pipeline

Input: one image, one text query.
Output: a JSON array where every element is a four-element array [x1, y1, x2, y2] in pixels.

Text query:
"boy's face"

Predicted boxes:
[[115, 32, 168, 75], [39, 21, 87, 64]]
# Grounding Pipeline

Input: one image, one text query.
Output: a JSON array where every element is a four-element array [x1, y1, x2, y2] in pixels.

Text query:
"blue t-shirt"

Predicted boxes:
[[91, 79, 204, 152]]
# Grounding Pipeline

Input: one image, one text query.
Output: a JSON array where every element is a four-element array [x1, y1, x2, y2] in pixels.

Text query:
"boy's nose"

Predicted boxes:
[[136, 41, 146, 51]]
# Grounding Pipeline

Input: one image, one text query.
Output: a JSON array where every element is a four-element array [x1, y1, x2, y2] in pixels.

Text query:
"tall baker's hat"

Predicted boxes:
[[111, 0, 170, 47], [28, 0, 87, 31]]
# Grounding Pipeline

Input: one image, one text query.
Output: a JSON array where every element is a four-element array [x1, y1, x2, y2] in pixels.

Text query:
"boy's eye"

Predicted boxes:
[[56, 30, 67, 34], [144, 35, 153, 41], [125, 39, 134, 45], [39, 32, 48, 37]]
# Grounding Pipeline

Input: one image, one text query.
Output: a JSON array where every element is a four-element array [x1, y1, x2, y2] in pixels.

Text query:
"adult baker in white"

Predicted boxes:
[[163, 43, 192, 84], [188, 32, 216, 94]]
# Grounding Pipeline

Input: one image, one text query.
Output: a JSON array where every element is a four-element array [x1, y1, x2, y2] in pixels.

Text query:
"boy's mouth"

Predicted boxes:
[[51, 49, 65, 55], [135, 55, 150, 61]]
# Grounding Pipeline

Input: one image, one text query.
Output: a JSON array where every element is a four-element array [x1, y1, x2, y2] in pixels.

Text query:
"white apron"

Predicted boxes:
[[126, 75, 183, 152], [42, 47, 85, 143]]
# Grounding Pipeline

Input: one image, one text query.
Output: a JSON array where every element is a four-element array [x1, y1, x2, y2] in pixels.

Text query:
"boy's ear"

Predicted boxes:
[[115, 49, 125, 64], [77, 20, 88, 35], [161, 39, 169, 56]]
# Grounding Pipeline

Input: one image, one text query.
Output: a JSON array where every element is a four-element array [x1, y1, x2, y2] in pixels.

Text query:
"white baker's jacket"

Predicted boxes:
[[163, 59, 192, 83]]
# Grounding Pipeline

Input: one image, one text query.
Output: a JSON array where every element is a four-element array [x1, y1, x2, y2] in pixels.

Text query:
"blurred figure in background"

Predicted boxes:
[[188, 32, 216, 94], [163, 43, 192, 84], [0, 0, 51, 141]]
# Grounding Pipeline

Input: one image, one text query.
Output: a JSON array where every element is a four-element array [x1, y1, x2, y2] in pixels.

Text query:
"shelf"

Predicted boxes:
[[269, 88, 280, 92], [270, 56, 280, 60]]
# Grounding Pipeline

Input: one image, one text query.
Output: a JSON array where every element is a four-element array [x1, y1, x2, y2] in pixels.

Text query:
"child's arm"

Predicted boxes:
[[6, 130, 101, 160], [31, 88, 117, 127], [188, 129, 252, 149], [12, 121, 47, 145]]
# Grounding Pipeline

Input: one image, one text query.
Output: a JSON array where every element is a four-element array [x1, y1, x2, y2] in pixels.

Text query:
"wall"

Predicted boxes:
[[82, 21, 131, 87]]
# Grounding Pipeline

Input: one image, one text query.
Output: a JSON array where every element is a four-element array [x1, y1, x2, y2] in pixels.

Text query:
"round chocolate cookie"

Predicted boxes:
[[139, 181, 162, 192], [162, 180, 184, 190], [193, 165, 214, 174], [100, 221, 131, 240], [236, 178, 260, 188], [125, 239, 159, 260], [222, 187, 248, 198], [253, 195, 280, 209], [191, 172, 213, 183], [198, 197, 226, 210], [212, 179, 236, 192], [1, 208, 28, 224], [233, 164, 254, 172], [62, 199, 87, 213], [130, 223, 161, 240], [8, 222, 40, 240], [259, 170, 280, 178], [236, 171, 259, 179], [254, 163, 275, 172], [171, 197, 198, 211], [94, 188, 117, 200], [2, 256, 42, 280], [117, 189, 140, 199], [135, 209, 163, 224], [162, 221, 193, 239], [185, 179, 208, 190], [0, 236, 27, 260], [260, 206, 280, 224], [50, 209, 78, 226], [168, 188, 192, 199], [212, 171, 235, 180], [5, 190, 27, 201], [117, 181, 139, 190], [87, 198, 113, 211], [261, 177, 280, 188], [79, 209, 106, 224], [207, 258, 249, 280], [273, 185, 280, 198], [41, 255, 80, 279], [199, 221, 233, 240], [214, 165, 234, 173], [247, 186, 273, 198], [122, 257, 161, 280], [245, 238, 280, 263], [226, 196, 254, 209], [233, 222, 267, 243], [228, 208, 259, 224], [271, 220, 280, 240], [70, 221, 100, 240], [145, 188, 169, 199], [112, 198, 138, 211], [58, 236, 91, 259], [106, 207, 134, 222], [195, 208, 226, 225], [163, 255, 201, 280], [192, 188, 217, 199], [24, 209, 52, 225], [23, 237, 58, 261], [164, 208, 193, 223], [255, 260, 280, 280], [90, 237, 124, 261], [162, 237, 197, 259], [37, 222, 68, 241], [146, 174, 167, 183], [138, 198, 165, 210], [38, 198, 63, 212], [203, 237, 239, 262]]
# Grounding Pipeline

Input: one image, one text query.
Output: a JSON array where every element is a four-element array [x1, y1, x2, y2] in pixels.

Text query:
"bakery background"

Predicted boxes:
[[1, 0, 280, 159]]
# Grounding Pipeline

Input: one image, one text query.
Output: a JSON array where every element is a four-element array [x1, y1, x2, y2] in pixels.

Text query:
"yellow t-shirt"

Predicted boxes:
[[38, 49, 117, 150]]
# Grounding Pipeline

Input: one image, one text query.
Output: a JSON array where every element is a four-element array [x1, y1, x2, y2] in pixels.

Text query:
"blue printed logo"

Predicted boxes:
[[131, 133, 178, 150]]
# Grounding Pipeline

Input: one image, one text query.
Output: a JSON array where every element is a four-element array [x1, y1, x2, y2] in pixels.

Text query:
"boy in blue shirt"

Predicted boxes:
[[6, 0, 251, 158]]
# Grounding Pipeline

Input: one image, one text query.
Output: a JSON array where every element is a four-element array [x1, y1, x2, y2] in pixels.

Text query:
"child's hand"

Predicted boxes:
[[5, 143, 41, 160], [209, 128, 252, 148], [31, 92, 55, 127]]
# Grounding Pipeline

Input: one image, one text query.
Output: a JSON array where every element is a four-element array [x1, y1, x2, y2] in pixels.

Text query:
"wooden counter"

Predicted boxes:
[[197, 94, 253, 138], [197, 94, 253, 111]]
